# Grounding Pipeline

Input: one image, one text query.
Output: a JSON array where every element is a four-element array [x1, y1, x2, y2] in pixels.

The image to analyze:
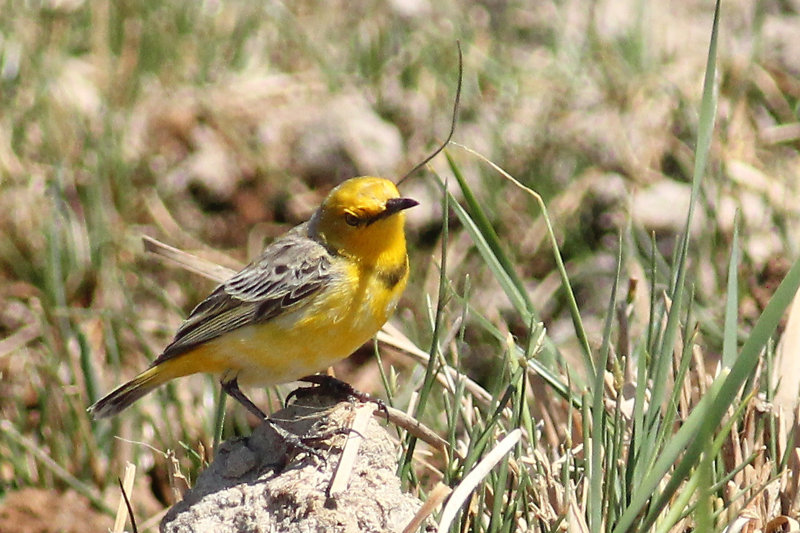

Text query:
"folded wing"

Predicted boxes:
[[151, 225, 335, 365]]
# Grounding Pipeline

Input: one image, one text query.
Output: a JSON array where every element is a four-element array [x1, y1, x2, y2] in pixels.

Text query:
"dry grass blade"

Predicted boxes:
[[568, 498, 591, 533], [112, 463, 137, 533], [142, 235, 236, 282], [378, 324, 493, 405], [0, 323, 40, 358], [328, 403, 376, 496], [764, 516, 800, 532], [774, 285, 800, 413], [402, 482, 453, 533], [437, 429, 521, 531], [0, 420, 113, 515], [375, 404, 454, 457]]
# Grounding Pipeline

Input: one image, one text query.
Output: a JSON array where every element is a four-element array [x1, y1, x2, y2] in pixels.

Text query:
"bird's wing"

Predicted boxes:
[[151, 226, 335, 364]]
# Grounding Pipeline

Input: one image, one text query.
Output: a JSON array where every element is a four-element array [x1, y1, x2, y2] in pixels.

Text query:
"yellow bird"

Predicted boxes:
[[89, 177, 417, 431]]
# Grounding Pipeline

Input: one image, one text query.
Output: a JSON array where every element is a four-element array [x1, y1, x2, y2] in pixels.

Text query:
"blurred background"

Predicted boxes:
[[1, 0, 799, 530]]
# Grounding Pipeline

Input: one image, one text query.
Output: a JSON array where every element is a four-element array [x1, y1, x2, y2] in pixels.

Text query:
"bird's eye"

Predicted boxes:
[[344, 213, 360, 226]]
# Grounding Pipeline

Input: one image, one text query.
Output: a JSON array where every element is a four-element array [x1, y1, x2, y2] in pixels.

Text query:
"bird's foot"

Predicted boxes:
[[286, 374, 388, 418]]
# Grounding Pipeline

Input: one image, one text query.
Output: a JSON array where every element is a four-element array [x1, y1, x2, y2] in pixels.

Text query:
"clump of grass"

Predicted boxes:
[[384, 1, 800, 531], [2, 0, 800, 531]]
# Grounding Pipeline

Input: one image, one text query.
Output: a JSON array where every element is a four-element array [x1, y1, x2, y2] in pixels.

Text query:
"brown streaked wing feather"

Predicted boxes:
[[151, 224, 335, 365]]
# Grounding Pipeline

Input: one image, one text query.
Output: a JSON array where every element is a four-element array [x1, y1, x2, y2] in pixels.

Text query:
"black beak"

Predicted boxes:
[[384, 197, 419, 215], [365, 197, 418, 225]]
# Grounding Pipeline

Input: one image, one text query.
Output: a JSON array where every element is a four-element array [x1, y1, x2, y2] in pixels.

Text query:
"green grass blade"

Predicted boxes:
[[722, 213, 740, 368], [448, 195, 531, 325], [589, 235, 623, 531], [651, 288, 696, 462], [452, 143, 594, 380], [649, 0, 721, 428], [446, 152, 534, 318]]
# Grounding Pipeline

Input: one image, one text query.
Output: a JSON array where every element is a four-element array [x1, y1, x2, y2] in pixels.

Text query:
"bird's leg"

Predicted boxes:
[[287, 374, 388, 418], [221, 377, 325, 460], [221, 377, 268, 419]]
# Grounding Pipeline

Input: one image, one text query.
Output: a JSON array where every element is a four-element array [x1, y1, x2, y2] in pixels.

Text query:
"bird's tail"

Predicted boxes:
[[89, 364, 175, 419]]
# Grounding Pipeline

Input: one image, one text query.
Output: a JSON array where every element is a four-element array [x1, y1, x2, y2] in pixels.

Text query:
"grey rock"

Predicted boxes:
[[161, 395, 421, 533]]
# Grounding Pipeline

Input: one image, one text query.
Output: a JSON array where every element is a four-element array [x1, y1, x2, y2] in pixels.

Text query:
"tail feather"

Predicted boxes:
[[89, 366, 170, 419]]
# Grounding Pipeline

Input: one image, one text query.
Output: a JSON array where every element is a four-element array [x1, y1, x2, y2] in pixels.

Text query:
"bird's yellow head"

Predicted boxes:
[[313, 177, 417, 264]]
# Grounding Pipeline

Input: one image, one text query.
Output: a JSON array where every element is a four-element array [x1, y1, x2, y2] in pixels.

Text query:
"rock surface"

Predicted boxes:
[[161, 394, 421, 533]]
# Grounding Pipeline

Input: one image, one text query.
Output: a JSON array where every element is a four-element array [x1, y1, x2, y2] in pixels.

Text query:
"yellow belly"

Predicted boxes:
[[164, 260, 407, 386]]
